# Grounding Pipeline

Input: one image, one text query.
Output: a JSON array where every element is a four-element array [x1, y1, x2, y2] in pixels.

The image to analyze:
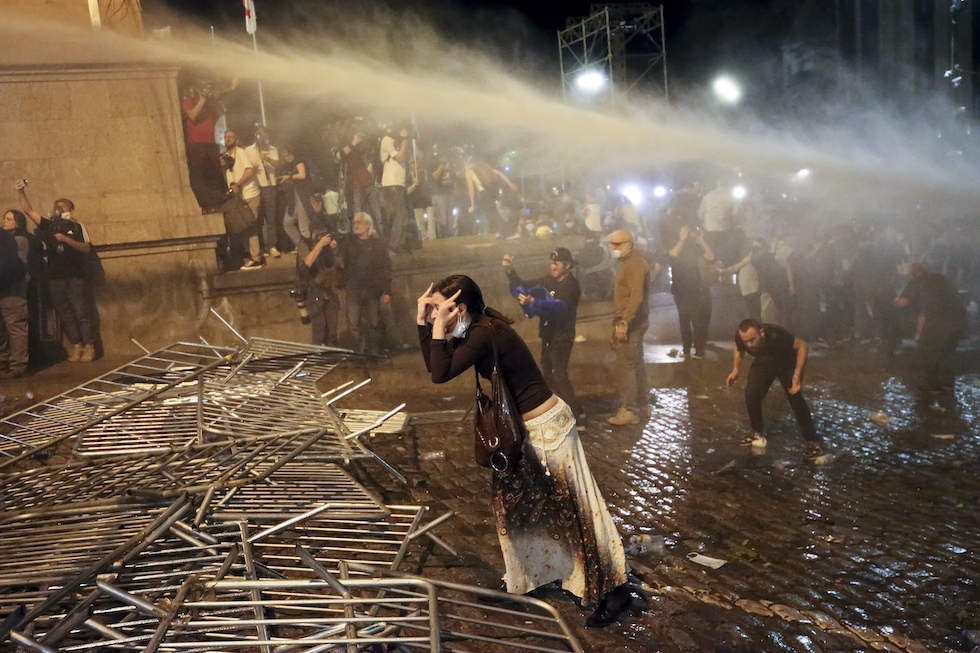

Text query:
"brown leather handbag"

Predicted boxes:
[[473, 320, 526, 472]]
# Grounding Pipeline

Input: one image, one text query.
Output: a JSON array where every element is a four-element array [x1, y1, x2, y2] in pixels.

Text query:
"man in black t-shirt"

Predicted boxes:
[[726, 319, 823, 459], [16, 181, 99, 363]]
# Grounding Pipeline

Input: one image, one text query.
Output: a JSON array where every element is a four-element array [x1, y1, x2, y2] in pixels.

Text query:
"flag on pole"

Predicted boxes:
[[243, 0, 257, 34]]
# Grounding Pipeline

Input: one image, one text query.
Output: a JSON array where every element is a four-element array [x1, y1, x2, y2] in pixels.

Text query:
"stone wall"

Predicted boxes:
[[0, 63, 226, 354]]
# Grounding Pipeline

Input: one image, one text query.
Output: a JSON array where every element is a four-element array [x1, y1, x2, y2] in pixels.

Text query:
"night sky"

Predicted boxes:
[[145, 0, 802, 100]]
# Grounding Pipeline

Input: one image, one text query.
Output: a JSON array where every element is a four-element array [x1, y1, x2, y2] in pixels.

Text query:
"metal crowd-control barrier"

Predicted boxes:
[[0, 333, 586, 653], [9, 552, 582, 653], [0, 496, 193, 621], [0, 429, 334, 515], [0, 342, 235, 469]]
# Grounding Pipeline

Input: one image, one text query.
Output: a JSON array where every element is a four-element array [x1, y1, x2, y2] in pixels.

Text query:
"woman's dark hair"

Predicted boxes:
[[4, 209, 28, 232], [434, 274, 513, 324]]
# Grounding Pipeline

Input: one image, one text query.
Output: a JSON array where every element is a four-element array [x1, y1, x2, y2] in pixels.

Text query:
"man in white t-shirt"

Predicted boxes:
[[222, 129, 263, 270], [245, 126, 281, 257], [698, 176, 742, 266], [379, 126, 411, 252]]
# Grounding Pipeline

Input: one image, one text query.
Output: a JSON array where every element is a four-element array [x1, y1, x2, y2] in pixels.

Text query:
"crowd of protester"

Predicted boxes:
[[1, 182, 104, 378]]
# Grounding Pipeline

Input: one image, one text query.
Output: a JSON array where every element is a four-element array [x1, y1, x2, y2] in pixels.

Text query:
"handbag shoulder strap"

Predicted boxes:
[[473, 317, 500, 390]]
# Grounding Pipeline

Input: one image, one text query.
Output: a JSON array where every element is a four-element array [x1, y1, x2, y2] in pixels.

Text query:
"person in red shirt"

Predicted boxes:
[[181, 79, 228, 213]]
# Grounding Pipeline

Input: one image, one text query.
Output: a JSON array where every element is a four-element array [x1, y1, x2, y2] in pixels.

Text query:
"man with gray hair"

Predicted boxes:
[[608, 229, 651, 426], [337, 213, 391, 354]]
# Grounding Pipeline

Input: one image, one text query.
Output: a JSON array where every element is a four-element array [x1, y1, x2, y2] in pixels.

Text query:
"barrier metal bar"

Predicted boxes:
[[0, 343, 231, 471], [1, 496, 191, 639], [209, 306, 248, 344], [345, 562, 584, 653]]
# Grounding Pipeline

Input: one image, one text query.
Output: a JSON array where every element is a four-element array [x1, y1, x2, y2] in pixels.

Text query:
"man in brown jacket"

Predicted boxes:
[[608, 230, 651, 425]]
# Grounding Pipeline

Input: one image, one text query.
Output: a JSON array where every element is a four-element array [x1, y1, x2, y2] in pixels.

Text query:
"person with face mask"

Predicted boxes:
[[416, 275, 642, 627], [15, 181, 99, 363], [607, 230, 651, 426], [245, 125, 282, 258]]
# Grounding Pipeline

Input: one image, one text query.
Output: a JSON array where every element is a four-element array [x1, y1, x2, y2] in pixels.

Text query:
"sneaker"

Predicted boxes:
[[802, 441, 824, 460], [240, 259, 264, 270], [679, 349, 690, 358], [608, 407, 640, 426], [67, 343, 84, 363], [739, 433, 766, 447], [690, 350, 704, 360], [79, 344, 96, 363], [269, 247, 282, 258]]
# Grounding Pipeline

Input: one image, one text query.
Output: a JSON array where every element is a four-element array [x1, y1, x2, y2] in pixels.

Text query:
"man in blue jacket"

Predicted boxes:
[[503, 247, 583, 418]]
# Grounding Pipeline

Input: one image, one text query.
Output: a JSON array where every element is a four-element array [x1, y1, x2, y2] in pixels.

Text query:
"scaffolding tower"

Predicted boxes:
[[558, 3, 668, 106]]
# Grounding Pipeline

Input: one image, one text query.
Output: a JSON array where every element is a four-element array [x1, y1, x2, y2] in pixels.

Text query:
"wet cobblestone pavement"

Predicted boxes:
[[2, 338, 977, 652], [356, 340, 980, 653]]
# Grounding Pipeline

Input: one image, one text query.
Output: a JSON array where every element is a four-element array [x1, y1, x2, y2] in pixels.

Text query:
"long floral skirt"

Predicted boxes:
[[492, 397, 628, 605]]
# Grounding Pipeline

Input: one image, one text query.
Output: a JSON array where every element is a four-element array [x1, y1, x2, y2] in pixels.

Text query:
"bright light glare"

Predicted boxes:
[[653, 185, 668, 198], [731, 185, 747, 200], [622, 185, 643, 205], [797, 168, 811, 178], [712, 76, 742, 104], [576, 70, 606, 93]]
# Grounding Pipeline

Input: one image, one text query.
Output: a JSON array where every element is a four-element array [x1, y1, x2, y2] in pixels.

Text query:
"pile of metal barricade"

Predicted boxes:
[[0, 329, 582, 652]]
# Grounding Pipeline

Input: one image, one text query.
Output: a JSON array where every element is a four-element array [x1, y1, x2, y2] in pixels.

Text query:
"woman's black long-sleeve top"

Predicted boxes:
[[418, 313, 552, 415]]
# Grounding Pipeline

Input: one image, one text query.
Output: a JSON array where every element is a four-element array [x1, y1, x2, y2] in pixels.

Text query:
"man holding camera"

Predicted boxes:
[[379, 125, 413, 253], [181, 79, 227, 213], [222, 129, 264, 270], [296, 220, 341, 347], [245, 125, 282, 258], [15, 181, 99, 363]]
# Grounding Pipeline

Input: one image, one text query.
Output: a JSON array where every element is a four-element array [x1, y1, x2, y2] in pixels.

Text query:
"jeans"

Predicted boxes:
[[309, 285, 340, 347], [258, 186, 280, 251], [916, 320, 964, 389], [674, 292, 712, 353], [347, 292, 381, 354], [47, 277, 94, 346], [615, 321, 649, 411], [431, 193, 454, 237], [282, 188, 311, 247], [744, 356, 818, 441], [541, 335, 581, 416], [381, 186, 410, 250], [0, 294, 29, 374]]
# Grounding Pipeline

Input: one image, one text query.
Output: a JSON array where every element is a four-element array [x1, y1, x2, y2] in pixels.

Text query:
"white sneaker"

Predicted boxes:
[[750, 435, 767, 448], [269, 247, 282, 258]]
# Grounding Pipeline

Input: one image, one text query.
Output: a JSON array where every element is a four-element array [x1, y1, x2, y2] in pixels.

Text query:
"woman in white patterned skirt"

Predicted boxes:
[[416, 274, 644, 626]]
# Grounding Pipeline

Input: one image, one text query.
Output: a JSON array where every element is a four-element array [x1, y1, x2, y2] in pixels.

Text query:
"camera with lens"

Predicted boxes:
[[290, 287, 311, 325]]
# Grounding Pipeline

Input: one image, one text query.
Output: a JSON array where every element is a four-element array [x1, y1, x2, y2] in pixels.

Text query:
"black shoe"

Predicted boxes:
[[585, 584, 648, 628]]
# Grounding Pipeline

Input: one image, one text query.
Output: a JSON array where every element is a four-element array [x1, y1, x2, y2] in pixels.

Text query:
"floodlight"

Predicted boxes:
[[576, 70, 607, 93]]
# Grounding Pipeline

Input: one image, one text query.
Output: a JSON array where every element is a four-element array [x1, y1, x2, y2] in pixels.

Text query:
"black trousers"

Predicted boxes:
[[185, 141, 227, 212], [745, 356, 818, 441], [540, 335, 581, 416], [674, 291, 712, 353], [917, 321, 964, 389]]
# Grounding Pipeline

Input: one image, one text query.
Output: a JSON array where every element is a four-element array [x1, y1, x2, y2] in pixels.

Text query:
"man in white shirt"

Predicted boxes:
[[222, 129, 263, 270], [245, 125, 282, 258], [379, 126, 411, 252], [697, 176, 742, 266]]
